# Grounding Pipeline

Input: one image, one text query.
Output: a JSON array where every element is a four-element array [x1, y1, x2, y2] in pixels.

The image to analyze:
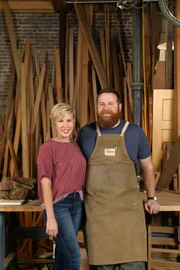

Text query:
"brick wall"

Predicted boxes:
[[0, 8, 133, 113]]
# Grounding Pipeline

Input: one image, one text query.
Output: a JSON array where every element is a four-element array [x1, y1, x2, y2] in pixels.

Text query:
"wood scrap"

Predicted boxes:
[[156, 136, 180, 189]]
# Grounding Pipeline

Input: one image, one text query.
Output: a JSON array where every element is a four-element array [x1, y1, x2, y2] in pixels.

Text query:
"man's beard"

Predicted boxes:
[[97, 109, 121, 128]]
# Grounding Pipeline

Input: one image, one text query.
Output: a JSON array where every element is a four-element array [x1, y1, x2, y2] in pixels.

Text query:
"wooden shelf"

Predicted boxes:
[[0, 1, 54, 13]]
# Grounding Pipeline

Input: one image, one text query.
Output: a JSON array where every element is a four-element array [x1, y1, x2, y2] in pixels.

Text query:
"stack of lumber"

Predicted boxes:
[[0, 3, 135, 179]]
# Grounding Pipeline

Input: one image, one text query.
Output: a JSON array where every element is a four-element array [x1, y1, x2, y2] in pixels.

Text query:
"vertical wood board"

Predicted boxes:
[[152, 89, 175, 172]]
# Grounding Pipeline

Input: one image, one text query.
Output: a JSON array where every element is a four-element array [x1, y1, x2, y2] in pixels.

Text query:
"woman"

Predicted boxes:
[[37, 103, 86, 270]]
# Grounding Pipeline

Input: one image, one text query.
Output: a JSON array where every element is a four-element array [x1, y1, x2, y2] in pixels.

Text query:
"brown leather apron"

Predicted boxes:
[[84, 122, 147, 265]]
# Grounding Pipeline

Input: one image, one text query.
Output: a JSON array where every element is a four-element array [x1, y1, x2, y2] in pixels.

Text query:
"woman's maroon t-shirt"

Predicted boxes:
[[37, 139, 86, 203]]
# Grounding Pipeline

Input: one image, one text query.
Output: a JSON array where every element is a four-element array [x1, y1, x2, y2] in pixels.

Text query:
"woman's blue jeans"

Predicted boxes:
[[43, 192, 83, 270]]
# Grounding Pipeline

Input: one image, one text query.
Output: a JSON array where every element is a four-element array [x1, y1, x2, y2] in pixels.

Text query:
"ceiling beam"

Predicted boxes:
[[0, 1, 55, 13], [52, 0, 70, 13]]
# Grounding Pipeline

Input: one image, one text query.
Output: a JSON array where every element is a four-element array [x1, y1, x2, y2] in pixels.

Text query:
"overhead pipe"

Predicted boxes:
[[132, 0, 143, 177], [132, 0, 143, 127]]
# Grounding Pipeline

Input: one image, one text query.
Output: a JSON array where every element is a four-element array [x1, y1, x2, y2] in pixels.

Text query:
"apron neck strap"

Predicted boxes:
[[96, 121, 129, 136], [96, 123, 101, 136], [120, 121, 129, 137]]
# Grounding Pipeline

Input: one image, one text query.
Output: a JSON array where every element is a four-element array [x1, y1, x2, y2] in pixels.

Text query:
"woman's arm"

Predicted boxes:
[[41, 177, 58, 238]]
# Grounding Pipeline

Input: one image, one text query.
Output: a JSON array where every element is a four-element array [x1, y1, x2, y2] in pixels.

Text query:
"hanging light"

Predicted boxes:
[[157, 41, 174, 51]]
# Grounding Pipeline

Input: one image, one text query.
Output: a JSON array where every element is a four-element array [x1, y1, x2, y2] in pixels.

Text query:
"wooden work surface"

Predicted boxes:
[[0, 199, 41, 212], [141, 190, 180, 211], [0, 191, 180, 212]]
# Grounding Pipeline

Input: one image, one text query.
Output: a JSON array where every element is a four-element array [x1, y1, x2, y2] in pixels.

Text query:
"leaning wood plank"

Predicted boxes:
[[14, 51, 24, 116], [100, 29, 106, 73], [35, 112, 41, 170], [46, 100, 51, 141], [64, 17, 69, 103], [0, 116, 4, 140], [148, 90, 153, 147], [48, 83, 56, 137], [114, 9, 127, 80], [29, 55, 35, 120], [80, 34, 89, 128], [114, 8, 133, 115], [10, 98, 21, 177], [3, 103, 14, 177], [74, 4, 108, 89], [126, 63, 133, 112], [3, 1, 20, 82], [3, 144, 9, 177], [174, 8, 180, 189], [21, 63, 29, 177], [28, 133, 33, 177], [112, 41, 123, 104], [142, 21, 148, 136], [55, 48, 62, 102], [24, 42, 31, 134], [69, 28, 74, 106], [35, 53, 40, 78], [91, 64, 97, 121], [25, 43, 34, 134], [32, 63, 46, 133], [0, 58, 15, 171], [156, 136, 180, 189], [105, 5, 110, 85], [89, 79, 95, 124], [24, 42, 30, 81], [76, 27, 83, 126], [72, 77, 77, 113], [80, 4, 93, 127], [47, 83, 55, 111], [27, 53, 35, 177], [123, 78, 128, 121], [7, 136, 19, 177], [41, 90, 47, 142], [44, 54, 49, 98]]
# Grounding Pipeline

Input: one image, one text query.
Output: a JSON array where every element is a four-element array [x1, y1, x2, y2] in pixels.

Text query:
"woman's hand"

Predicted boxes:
[[46, 217, 58, 238]]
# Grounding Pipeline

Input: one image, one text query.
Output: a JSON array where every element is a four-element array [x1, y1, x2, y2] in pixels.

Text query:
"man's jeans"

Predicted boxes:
[[43, 192, 83, 270]]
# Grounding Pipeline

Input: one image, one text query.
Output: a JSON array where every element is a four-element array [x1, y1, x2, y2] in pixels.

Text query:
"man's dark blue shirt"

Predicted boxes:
[[77, 120, 151, 168]]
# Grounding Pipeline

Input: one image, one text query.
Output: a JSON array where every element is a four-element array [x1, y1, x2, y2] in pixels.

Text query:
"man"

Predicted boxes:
[[77, 88, 160, 270]]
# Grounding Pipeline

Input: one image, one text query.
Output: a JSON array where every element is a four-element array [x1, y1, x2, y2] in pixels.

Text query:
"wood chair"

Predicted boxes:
[[148, 225, 180, 270]]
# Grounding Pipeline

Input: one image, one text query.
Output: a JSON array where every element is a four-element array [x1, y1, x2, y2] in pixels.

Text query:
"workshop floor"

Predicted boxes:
[[80, 248, 89, 270]]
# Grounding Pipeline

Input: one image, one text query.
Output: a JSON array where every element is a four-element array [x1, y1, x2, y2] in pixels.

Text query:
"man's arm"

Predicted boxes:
[[139, 156, 160, 214]]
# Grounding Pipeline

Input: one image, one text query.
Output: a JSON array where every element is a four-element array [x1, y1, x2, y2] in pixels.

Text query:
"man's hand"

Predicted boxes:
[[144, 200, 160, 215]]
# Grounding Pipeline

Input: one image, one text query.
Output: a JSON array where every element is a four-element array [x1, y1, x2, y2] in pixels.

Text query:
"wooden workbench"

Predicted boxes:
[[1, 192, 180, 269], [141, 190, 180, 211]]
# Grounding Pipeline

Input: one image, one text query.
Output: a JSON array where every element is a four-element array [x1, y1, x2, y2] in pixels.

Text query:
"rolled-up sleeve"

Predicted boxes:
[[37, 144, 53, 182]]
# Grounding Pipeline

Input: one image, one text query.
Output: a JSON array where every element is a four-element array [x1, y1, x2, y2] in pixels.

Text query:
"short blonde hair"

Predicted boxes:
[[50, 103, 76, 124]]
